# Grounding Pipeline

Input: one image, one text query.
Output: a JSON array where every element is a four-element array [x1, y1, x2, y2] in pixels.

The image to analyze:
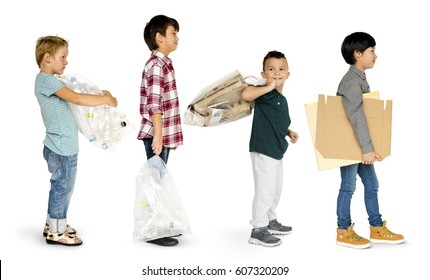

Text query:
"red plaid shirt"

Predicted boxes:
[[138, 51, 183, 148]]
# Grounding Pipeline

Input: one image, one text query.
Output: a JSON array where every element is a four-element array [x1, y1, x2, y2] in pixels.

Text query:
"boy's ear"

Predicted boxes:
[[43, 53, 51, 63], [155, 32, 164, 44], [354, 50, 362, 59]]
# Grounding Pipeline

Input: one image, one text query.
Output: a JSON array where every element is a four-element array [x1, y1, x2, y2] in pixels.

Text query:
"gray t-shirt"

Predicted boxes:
[[336, 65, 373, 154]]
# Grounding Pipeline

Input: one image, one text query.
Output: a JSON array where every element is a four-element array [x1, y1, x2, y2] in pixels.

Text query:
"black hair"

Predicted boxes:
[[143, 15, 180, 51], [262, 50, 286, 70], [341, 32, 376, 65]]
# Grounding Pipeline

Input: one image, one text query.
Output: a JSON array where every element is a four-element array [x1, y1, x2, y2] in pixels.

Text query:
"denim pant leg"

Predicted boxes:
[[43, 146, 77, 220], [357, 164, 383, 227], [337, 164, 358, 229], [142, 138, 170, 164]]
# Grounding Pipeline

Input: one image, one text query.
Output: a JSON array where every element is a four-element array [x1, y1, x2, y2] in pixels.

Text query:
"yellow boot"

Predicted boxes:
[[370, 221, 405, 244], [337, 224, 371, 249]]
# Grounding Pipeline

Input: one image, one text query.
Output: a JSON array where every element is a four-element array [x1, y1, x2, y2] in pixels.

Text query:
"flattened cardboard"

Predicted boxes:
[[305, 102, 360, 170], [314, 92, 392, 161]]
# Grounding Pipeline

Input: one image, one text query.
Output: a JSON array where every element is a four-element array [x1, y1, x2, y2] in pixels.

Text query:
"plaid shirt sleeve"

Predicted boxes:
[[146, 63, 163, 116]]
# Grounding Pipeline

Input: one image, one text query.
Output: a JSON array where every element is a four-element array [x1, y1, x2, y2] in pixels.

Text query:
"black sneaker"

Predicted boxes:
[[268, 219, 292, 235], [147, 237, 179, 246], [248, 227, 281, 247]]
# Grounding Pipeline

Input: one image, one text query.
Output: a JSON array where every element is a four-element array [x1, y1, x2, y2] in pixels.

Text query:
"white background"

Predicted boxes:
[[1, 0, 429, 279]]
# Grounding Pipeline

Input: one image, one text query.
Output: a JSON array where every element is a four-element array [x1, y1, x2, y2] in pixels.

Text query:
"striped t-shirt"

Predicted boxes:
[[35, 72, 78, 156]]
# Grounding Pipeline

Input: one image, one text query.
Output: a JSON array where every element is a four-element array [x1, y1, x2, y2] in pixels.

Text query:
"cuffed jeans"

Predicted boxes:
[[43, 146, 77, 220], [250, 152, 283, 228], [337, 163, 383, 229]]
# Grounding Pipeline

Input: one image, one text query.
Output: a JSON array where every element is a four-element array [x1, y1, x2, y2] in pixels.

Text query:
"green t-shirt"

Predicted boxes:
[[249, 88, 291, 160]]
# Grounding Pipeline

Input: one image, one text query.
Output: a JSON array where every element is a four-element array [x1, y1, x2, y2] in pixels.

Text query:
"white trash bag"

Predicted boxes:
[[58, 73, 134, 151], [133, 156, 191, 241]]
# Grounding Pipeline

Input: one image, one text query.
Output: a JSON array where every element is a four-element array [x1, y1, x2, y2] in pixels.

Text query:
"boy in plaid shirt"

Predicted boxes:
[[138, 15, 184, 246]]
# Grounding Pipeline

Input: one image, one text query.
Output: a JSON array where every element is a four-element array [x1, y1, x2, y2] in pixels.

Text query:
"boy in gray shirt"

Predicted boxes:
[[335, 32, 404, 249]]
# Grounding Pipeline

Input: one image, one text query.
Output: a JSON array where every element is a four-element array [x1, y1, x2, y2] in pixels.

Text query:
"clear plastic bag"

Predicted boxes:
[[58, 73, 134, 151], [133, 156, 191, 241]]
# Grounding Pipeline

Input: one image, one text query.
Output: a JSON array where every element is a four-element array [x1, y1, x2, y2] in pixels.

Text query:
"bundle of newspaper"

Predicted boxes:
[[184, 70, 260, 127]]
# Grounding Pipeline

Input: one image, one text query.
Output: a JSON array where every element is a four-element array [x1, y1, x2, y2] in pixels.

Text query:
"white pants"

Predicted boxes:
[[250, 152, 284, 228]]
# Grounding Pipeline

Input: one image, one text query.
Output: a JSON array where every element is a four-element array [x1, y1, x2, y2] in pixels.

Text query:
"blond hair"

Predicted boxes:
[[35, 35, 68, 67]]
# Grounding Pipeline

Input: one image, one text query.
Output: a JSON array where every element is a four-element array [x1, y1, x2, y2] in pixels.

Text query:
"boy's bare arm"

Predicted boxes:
[[241, 80, 276, 101], [151, 113, 163, 155], [55, 86, 118, 107]]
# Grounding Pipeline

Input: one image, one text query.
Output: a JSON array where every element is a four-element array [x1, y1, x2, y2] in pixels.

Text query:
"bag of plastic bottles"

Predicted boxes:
[[133, 156, 191, 241], [58, 73, 133, 151]]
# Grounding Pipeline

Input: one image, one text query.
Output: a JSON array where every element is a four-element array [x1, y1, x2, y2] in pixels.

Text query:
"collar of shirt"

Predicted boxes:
[[349, 65, 366, 81], [151, 50, 172, 66]]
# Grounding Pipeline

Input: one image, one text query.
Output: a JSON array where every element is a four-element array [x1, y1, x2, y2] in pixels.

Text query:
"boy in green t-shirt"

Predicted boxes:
[[242, 50, 298, 247]]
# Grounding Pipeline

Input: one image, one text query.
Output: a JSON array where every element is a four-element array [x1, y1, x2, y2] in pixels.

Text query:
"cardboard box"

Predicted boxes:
[[305, 92, 392, 170]]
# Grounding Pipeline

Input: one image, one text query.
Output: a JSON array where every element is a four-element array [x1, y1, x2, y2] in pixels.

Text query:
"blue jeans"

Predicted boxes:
[[337, 163, 383, 229], [142, 138, 170, 164], [43, 146, 77, 219]]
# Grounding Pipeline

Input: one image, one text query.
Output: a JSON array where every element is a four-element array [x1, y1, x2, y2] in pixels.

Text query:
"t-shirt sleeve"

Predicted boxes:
[[41, 75, 65, 97]]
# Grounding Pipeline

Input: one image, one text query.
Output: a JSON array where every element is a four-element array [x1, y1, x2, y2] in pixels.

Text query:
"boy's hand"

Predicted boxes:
[[107, 96, 118, 107], [152, 135, 163, 155], [287, 129, 299, 144], [362, 151, 382, 165], [266, 79, 277, 90], [101, 90, 118, 107], [101, 90, 112, 96]]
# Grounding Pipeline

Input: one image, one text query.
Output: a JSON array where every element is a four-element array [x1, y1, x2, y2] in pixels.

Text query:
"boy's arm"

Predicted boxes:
[[55, 86, 117, 107], [151, 113, 163, 155], [241, 81, 276, 101], [339, 83, 373, 154], [339, 82, 380, 164], [144, 64, 165, 155]]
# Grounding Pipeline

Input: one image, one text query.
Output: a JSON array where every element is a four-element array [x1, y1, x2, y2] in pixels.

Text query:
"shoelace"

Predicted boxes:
[[380, 227, 396, 237], [348, 232, 363, 241]]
